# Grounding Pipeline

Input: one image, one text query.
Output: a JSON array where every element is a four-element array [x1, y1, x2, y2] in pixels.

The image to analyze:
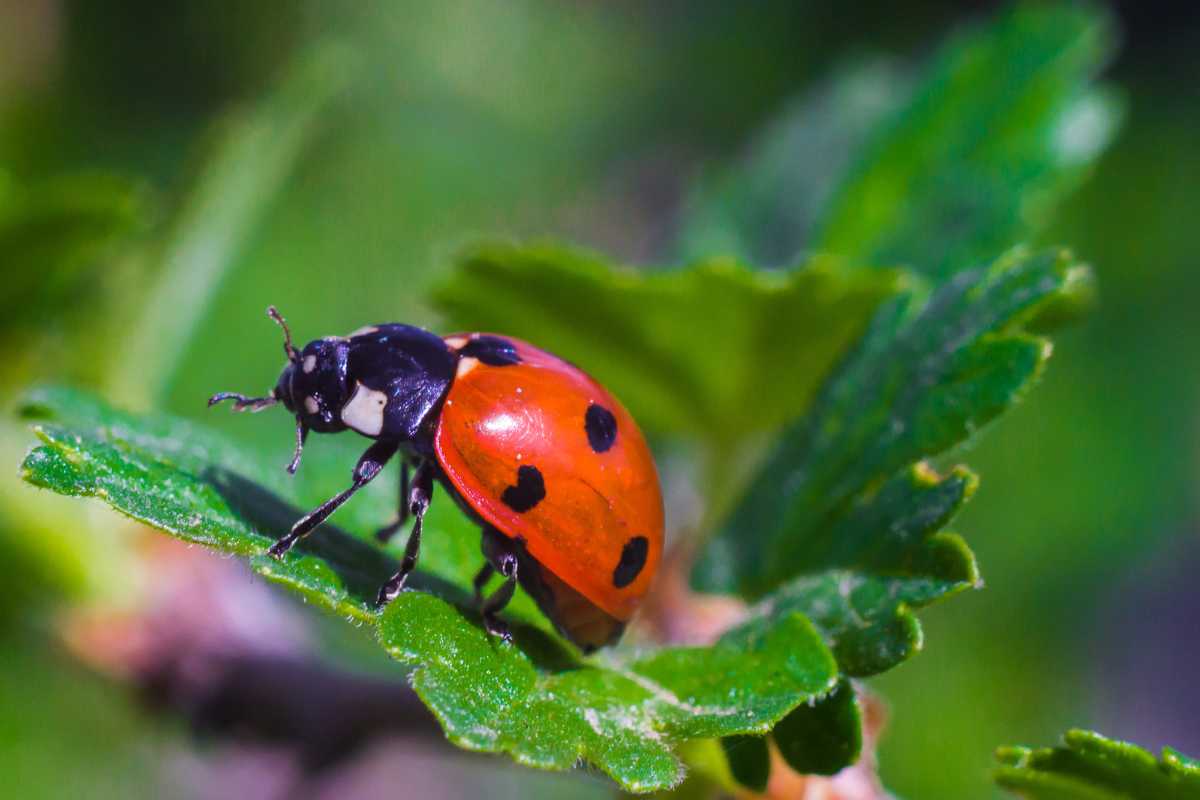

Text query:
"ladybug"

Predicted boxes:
[[209, 307, 663, 651]]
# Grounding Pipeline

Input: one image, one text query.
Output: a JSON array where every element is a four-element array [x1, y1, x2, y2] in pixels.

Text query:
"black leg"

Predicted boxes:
[[374, 460, 412, 543], [286, 421, 309, 475], [268, 439, 399, 558], [375, 460, 434, 607], [479, 527, 519, 642], [471, 563, 494, 604]]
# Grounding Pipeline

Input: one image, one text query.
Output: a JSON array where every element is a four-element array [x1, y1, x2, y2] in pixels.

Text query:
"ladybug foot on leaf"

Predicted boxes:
[[483, 613, 512, 643], [267, 534, 297, 559], [375, 460, 433, 611], [374, 574, 406, 608], [478, 527, 518, 643], [274, 440, 402, 563]]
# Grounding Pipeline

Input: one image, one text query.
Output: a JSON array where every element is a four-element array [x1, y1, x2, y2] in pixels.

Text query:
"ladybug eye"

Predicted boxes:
[[303, 395, 320, 415]]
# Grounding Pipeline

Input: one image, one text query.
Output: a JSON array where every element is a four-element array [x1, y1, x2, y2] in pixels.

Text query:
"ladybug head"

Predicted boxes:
[[209, 307, 348, 474], [275, 334, 349, 435]]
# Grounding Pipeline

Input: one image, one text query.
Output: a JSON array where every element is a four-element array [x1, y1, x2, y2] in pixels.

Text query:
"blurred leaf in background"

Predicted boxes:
[[109, 43, 355, 410], [677, 5, 1120, 281], [0, 170, 145, 325], [815, 4, 1121, 278], [0, 170, 152, 607], [0, 171, 149, 384], [674, 58, 911, 267]]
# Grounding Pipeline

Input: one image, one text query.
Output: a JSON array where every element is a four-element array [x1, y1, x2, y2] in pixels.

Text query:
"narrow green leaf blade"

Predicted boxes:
[[110, 43, 354, 407], [815, 5, 1120, 277], [433, 242, 903, 441], [996, 730, 1200, 800]]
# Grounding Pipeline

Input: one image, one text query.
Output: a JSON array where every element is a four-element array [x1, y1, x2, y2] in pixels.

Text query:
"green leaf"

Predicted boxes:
[[17, 387, 846, 793], [714, 462, 978, 685], [382, 599, 835, 791], [696, 247, 1084, 602], [432, 241, 904, 442], [772, 681, 861, 777], [719, 681, 864, 791], [710, 462, 978, 791], [995, 730, 1200, 800], [720, 735, 770, 793], [704, 461, 980, 788], [815, 5, 1120, 278]]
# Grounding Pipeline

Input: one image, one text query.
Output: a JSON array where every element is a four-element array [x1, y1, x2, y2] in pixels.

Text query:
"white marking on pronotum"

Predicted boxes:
[[349, 325, 379, 337], [444, 335, 468, 350], [304, 396, 319, 415], [456, 356, 479, 378], [341, 381, 388, 436], [302, 354, 317, 373]]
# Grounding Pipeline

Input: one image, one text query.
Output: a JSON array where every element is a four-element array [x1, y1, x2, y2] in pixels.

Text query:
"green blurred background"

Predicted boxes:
[[1, 2, 1197, 798]]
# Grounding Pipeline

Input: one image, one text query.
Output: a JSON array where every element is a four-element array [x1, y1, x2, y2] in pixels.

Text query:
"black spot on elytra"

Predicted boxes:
[[584, 403, 618, 453], [501, 465, 545, 512], [461, 336, 520, 366], [612, 536, 648, 588]]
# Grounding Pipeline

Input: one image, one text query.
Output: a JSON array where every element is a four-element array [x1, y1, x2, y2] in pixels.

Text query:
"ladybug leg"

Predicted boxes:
[[207, 391, 277, 412], [471, 563, 494, 604], [375, 460, 434, 607], [479, 527, 518, 642], [374, 459, 412, 543], [481, 575, 517, 642], [268, 439, 398, 558]]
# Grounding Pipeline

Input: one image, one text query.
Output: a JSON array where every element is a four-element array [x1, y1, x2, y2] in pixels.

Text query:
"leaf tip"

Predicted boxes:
[[993, 745, 1030, 767], [950, 464, 981, 500]]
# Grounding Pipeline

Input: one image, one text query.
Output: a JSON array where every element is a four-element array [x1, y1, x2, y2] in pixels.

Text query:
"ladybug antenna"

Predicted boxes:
[[287, 420, 308, 475], [267, 305, 299, 363]]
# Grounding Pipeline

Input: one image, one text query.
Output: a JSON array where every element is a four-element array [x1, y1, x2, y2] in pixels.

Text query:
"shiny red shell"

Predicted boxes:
[[434, 334, 664, 628]]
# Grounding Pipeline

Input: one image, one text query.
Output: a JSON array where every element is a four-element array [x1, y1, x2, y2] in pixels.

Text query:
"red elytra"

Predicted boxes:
[[436, 334, 664, 648]]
